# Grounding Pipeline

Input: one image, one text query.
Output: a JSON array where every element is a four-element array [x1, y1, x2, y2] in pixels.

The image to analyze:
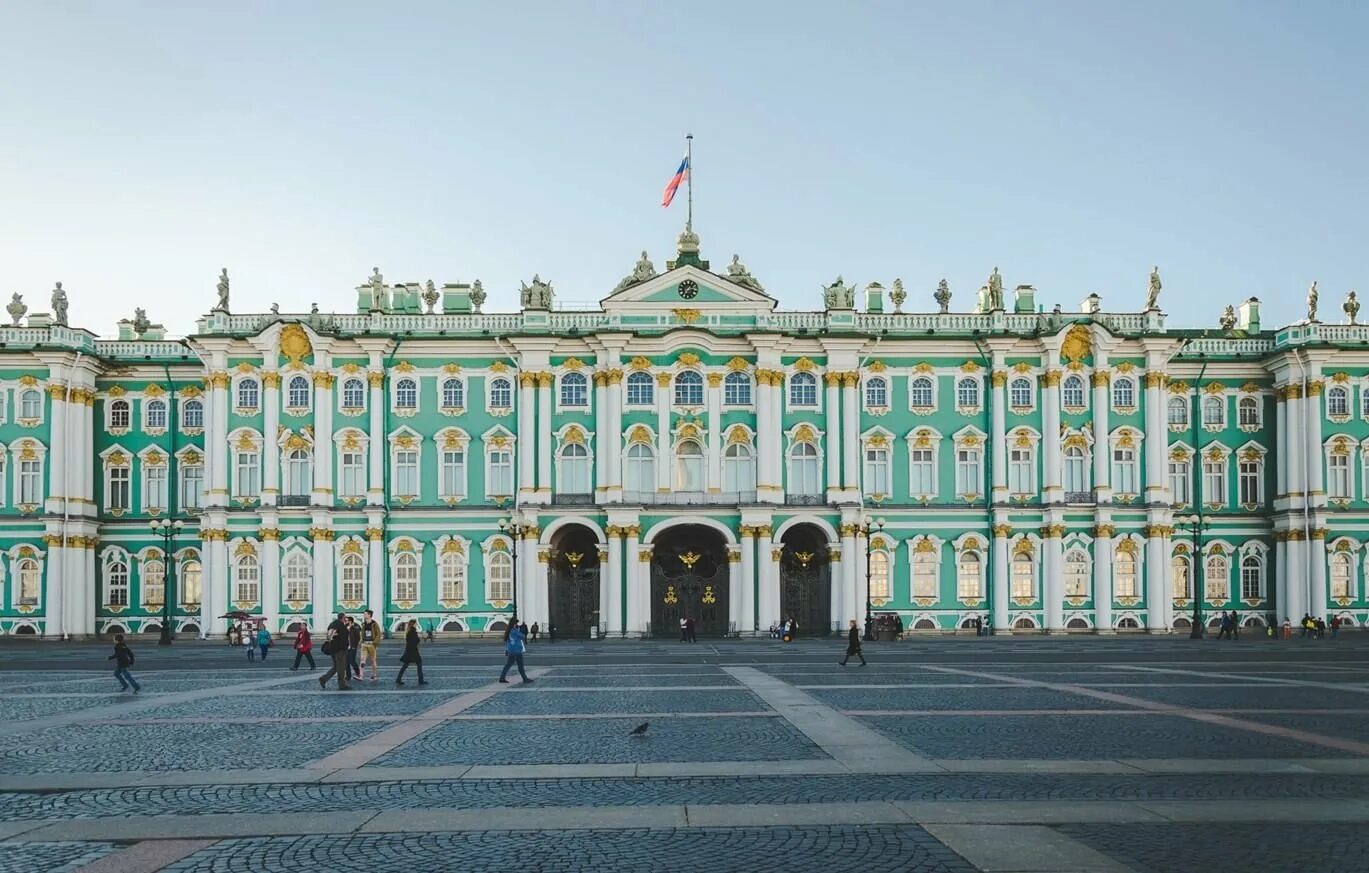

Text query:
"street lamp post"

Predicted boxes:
[[149, 519, 183, 646], [1178, 514, 1211, 639], [858, 516, 885, 641], [498, 519, 525, 624]]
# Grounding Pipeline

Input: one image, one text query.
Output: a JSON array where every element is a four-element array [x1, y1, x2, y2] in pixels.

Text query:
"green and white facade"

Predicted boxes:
[[2, 234, 1365, 637]]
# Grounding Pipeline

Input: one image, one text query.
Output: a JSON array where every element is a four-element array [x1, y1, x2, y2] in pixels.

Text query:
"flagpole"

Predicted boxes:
[[686, 133, 693, 233]]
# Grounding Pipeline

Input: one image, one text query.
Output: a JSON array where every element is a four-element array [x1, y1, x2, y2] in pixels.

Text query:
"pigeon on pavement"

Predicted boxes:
[[629, 722, 650, 737]]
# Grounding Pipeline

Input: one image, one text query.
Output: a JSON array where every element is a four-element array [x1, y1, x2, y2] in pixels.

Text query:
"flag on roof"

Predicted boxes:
[[661, 154, 689, 208]]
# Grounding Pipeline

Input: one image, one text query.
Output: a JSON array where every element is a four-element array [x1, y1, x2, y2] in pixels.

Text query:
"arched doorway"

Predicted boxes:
[[779, 524, 832, 636], [548, 524, 601, 638], [651, 525, 729, 638]]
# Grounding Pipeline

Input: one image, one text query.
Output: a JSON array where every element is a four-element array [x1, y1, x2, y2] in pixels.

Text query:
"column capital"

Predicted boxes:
[[992, 523, 1013, 539]]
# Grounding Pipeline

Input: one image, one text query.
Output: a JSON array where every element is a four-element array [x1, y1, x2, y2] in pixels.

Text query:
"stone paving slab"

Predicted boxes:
[[1086, 684, 1369, 711], [1059, 822, 1369, 873], [462, 689, 769, 716], [73, 839, 217, 873], [135, 690, 457, 720], [7, 695, 129, 722], [532, 674, 742, 688], [810, 686, 1124, 711], [924, 823, 1133, 872], [1242, 711, 1369, 743]]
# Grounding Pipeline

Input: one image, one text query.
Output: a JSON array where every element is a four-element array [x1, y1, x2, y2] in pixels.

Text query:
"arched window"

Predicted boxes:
[[342, 378, 365, 410], [487, 549, 513, 601], [18, 389, 41, 420], [560, 372, 588, 407], [1062, 375, 1085, 409], [1064, 550, 1089, 597], [1240, 554, 1263, 600], [488, 377, 512, 410], [724, 371, 751, 406], [675, 440, 704, 491], [864, 377, 888, 408], [788, 442, 820, 495], [674, 371, 704, 406], [1010, 378, 1032, 408], [1204, 553, 1228, 601], [956, 377, 979, 408], [912, 548, 938, 599], [723, 442, 756, 493], [180, 560, 202, 606], [394, 553, 419, 601], [183, 399, 203, 429], [1168, 396, 1189, 427], [956, 551, 982, 599], [625, 443, 655, 494], [340, 553, 364, 603], [287, 376, 310, 409], [237, 379, 259, 410], [1330, 552, 1353, 599], [109, 399, 130, 430], [441, 378, 464, 409], [863, 445, 890, 496], [626, 371, 654, 406], [789, 372, 818, 406], [106, 561, 129, 607], [394, 378, 417, 409], [145, 399, 167, 430], [284, 551, 311, 602], [1115, 550, 1138, 598], [1238, 396, 1260, 427], [1112, 377, 1135, 409], [1328, 386, 1349, 418], [1202, 395, 1225, 427], [284, 448, 311, 497], [1011, 552, 1034, 599], [16, 558, 39, 606], [559, 442, 591, 494], [142, 559, 165, 607], [1063, 445, 1089, 494], [1171, 554, 1191, 600], [869, 551, 891, 600], [909, 376, 934, 408], [234, 556, 260, 603], [440, 552, 466, 602]]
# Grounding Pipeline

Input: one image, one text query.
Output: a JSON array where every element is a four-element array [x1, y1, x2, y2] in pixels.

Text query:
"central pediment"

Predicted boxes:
[[600, 265, 776, 315]]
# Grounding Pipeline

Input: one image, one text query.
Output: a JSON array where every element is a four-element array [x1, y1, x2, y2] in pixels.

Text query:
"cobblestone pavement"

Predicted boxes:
[[0, 842, 116, 873], [1058, 823, 1369, 873], [462, 689, 770, 716]]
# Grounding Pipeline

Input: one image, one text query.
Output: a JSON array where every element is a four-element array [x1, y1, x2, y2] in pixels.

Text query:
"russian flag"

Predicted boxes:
[[661, 155, 689, 207]]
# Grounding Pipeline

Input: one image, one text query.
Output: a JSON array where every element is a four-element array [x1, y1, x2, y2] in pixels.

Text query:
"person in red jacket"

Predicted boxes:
[[291, 626, 315, 671]]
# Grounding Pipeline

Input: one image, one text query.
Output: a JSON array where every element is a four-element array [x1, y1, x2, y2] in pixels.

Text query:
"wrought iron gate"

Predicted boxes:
[[549, 552, 600, 638], [780, 548, 831, 636], [651, 544, 728, 639]]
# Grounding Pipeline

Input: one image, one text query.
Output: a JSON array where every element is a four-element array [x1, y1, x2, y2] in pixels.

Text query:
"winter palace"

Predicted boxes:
[[1, 231, 1364, 639]]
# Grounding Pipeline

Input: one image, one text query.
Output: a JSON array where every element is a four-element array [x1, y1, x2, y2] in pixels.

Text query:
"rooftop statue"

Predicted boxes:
[[823, 276, 856, 310], [1219, 305, 1237, 332], [132, 308, 150, 335], [51, 282, 68, 327], [1345, 290, 1360, 325], [934, 279, 951, 314], [1307, 281, 1319, 323], [726, 253, 765, 293], [1146, 266, 1161, 311], [368, 267, 385, 311], [520, 274, 554, 310], [987, 267, 1004, 310], [612, 251, 658, 294], [215, 268, 230, 312]]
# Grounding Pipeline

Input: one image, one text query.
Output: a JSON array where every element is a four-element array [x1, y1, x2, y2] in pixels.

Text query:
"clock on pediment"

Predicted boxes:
[[677, 280, 699, 300]]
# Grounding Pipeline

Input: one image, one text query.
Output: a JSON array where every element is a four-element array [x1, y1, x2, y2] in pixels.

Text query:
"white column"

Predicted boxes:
[[1286, 535, 1306, 622], [208, 534, 228, 636], [706, 373, 722, 493], [1274, 535, 1288, 625], [740, 525, 756, 634], [1274, 390, 1288, 499], [262, 372, 280, 506], [45, 384, 67, 514], [366, 517, 385, 632], [312, 534, 335, 631], [209, 373, 230, 505], [758, 529, 780, 630], [312, 371, 333, 504], [1042, 526, 1064, 631], [842, 373, 860, 494], [536, 373, 553, 497], [518, 372, 536, 498], [606, 370, 623, 499], [842, 525, 859, 628], [829, 543, 844, 630], [1145, 526, 1167, 631], [594, 372, 608, 500], [825, 373, 842, 499], [727, 544, 742, 633], [854, 529, 869, 634], [532, 544, 550, 629], [991, 372, 1008, 500], [1160, 529, 1176, 629], [629, 530, 648, 635], [756, 370, 780, 502], [261, 530, 281, 632], [655, 372, 671, 493], [992, 524, 1009, 630], [367, 371, 385, 505], [1092, 369, 1112, 498], [1310, 532, 1328, 620], [1306, 381, 1325, 500], [1143, 373, 1166, 502], [606, 527, 623, 635], [1093, 525, 1114, 631], [1042, 371, 1062, 500]]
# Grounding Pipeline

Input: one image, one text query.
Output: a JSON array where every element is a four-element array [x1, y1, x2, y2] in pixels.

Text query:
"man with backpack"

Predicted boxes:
[[318, 612, 352, 690], [108, 633, 140, 693]]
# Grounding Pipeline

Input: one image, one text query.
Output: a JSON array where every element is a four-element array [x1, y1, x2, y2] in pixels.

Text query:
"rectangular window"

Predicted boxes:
[[1112, 448, 1136, 495], [863, 448, 889, 496], [441, 449, 467, 499], [108, 466, 130, 512], [488, 450, 513, 496], [1238, 459, 1261, 505], [341, 558, 365, 603], [956, 449, 981, 497], [1169, 460, 1190, 505], [19, 459, 41, 505], [340, 451, 365, 499], [1329, 454, 1351, 500], [395, 450, 419, 498], [1202, 459, 1227, 504], [145, 466, 167, 512], [1011, 557, 1034, 599], [182, 465, 203, 510], [1008, 448, 1033, 495], [909, 448, 934, 497], [234, 452, 260, 498]]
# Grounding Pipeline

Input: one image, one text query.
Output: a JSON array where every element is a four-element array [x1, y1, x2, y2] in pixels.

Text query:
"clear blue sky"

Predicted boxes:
[[2, 1, 1365, 335]]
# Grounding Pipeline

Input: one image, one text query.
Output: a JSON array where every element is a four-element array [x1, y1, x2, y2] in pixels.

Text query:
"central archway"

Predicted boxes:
[[548, 523, 601, 638], [650, 524, 729, 639], [780, 523, 832, 636]]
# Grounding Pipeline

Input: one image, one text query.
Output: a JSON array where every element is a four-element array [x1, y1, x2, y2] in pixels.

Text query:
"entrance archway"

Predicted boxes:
[[779, 523, 832, 636], [548, 524, 601, 638], [651, 524, 729, 638]]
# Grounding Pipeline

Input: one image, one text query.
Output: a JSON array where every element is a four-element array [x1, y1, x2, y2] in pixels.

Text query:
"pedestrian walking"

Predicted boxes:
[[396, 618, 428, 686], [679, 616, 688, 642], [345, 615, 362, 681], [530, 621, 540, 642], [246, 624, 257, 660], [318, 612, 352, 690], [108, 633, 141, 692], [499, 621, 533, 684], [686, 616, 697, 643], [359, 610, 381, 682], [839, 619, 866, 666], [291, 625, 316, 670], [257, 625, 272, 660]]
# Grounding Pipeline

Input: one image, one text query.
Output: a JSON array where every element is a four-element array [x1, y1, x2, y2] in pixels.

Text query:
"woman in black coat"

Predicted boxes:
[[395, 619, 428, 686], [839, 618, 866, 666]]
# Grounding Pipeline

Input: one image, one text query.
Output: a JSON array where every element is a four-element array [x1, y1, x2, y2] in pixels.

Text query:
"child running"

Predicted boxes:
[[108, 633, 141, 693]]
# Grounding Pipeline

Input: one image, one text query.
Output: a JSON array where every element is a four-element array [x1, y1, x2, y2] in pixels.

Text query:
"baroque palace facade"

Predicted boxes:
[[1, 233, 1365, 638]]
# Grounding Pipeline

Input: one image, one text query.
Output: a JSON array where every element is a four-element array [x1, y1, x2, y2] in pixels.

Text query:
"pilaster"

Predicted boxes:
[[706, 371, 722, 492], [262, 370, 281, 506], [1309, 527, 1328, 619], [991, 516, 1010, 630], [824, 372, 842, 501], [365, 515, 385, 632], [311, 523, 335, 631], [739, 523, 757, 634], [518, 372, 536, 499], [366, 363, 385, 506], [1041, 521, 1064, 631], [259, 519, 281, 632], [312, 361, 334, 506], [655, 371, 671, 493], [536, 372, 553, 500], [1093, 518, 1115, 632], [841, 372, 860, 497], [1041, 368, 1062, 502], [605, 524, 624, 636]]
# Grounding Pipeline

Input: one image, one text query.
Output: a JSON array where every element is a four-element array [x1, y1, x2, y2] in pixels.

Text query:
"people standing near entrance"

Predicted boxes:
[[679, 616, 688, 642], [108, 633, 141, 692], [359, 610, 381, 682], [345, 615, 362, 681], [319, 612, 352, 690], [530, 621, 540, 642], [839, 619, 866, 666], [500, 621, 533, 684], [291, 625, 316, 671], [686, 616, 697, 643], [396, 618, 428, 686]]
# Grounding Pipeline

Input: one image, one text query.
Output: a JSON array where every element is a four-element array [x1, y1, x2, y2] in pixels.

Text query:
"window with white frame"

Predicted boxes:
[[1330, 552, 1354, 599], [1115, 549, 1138, 598], [287, 375, 310, 410], [1168, 396, 1189, 427], [1238, 455, 1262, 505], [1064, 445, 1089, 493], [440, 552, 466, 602], [864, 445, 890, 496], [441, 378, 465, 409], [440, 445, 467, 499], [1362, 386, 1369, 418], [145, 464, 167, 513], [235, 555, 260, 603], [675, 440, 704, 491], [624, 443, 654, 494], [341, 378, 365, 411], [1009, 377, 1032, 409], [912, 548, 938, 599], [955, 446, 982, 496], [394, 553, 419, 601], [1112, 377, 1135, 410], [107, 464, 130, 513], [145, 399, 167, 430], [1329, 452, 1351, 500], [1011, 551, 1034, 599], [560, 372, 588, 407], [1169, 457, 1191, 505], [910, 446, 935, 497], [1238, 396, 1260, 427], [869, 550, 891, 601], [340, 552, 364, 602], [723, 442, 756, 493], [1204, 553, 1228, 601], [237, 378, 259, 410], [340, 449, 364, 500], [394, 378, 418, 410], [789, 372, 818, 407], [488, 377, 512, 410], [864, 377, 888, 409], [956, 377, 979, 408], [486, 549, 513, 601], [1202, 395, 1225, 427], [1328, 386, 1350, 418], [1062, 375, 1086, 409], [1172, 554, 1191, 600], [0, 456, 6, 508], [284, 551, 311, 602], [674, 371, 704, 406], [723, 371, 751, 406], [957, 550, 982, 599], [106, 558, 129, 606], [18, 457, 41, 506], [142, 559, 165, 607], [183, 399, 204, 429], [1240, 554, 1263, 600], [626, 371, 654, 406], [109, 399, 130, 431], [284, 449, 311, 497], [1064, 549, 1089, 597], [1202, 454, 1227, 504], [1008, 445, 1034, 495], [560, 442, 592, 493], [788, 442, 821, 495], [487, 446, 513, 496], [394, 447, 419, 499], [19, 389, 41, 420], [16, 558, 38, 605], [909, 376, 934, 408], [180, 560, 202, 606], [181, 462, 203, 509], [1112, 446, 1138, 496]]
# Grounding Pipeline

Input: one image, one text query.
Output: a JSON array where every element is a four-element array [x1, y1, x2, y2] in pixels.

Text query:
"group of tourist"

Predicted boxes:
[[769, 618, 800, 641], [303, 610, 422, 691], [1292, 613, 1340, 639], [228, 622, 273, 661]]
